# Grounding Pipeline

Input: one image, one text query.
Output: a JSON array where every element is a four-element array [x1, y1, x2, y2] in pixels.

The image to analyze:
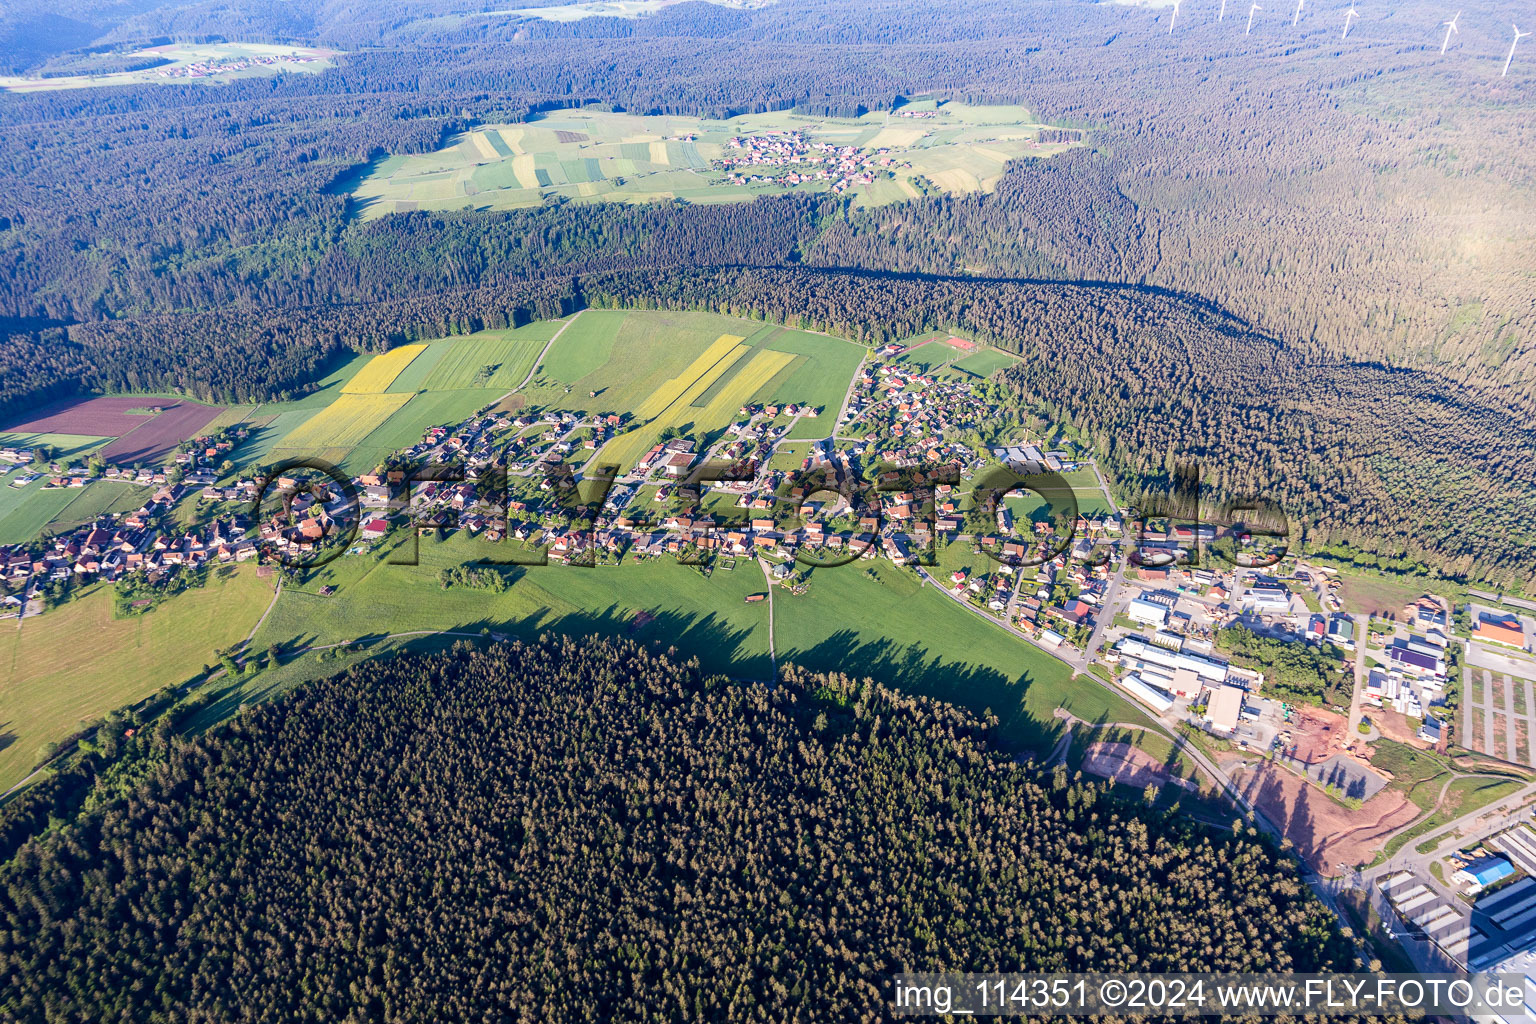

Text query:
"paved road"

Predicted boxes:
[[830, 354, 866, 440], [1471, 587, 1536, 616], [241, 578, 283, 649], [1078, 462, 1126, 664], [1356, 781, 1536, 894]]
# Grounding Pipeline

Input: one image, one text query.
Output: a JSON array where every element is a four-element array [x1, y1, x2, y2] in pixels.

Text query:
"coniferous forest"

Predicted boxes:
[[0, 637, 1367, 1022]]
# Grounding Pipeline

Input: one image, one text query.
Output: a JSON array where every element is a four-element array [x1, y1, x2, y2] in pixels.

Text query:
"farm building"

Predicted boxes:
[[660, 453, 696, 478], [1473, 616, 1527, 649], [1118, 673, 1174, 714]]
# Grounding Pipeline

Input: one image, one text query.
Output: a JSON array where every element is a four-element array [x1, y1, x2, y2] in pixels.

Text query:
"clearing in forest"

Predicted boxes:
[[349, 103, 1083, 219]]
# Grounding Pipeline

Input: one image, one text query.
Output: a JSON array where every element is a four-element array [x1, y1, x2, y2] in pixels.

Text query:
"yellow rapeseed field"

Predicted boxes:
[[631, 334, 745, 420], [342, 345, 428, 394], [696, 349, 796, 424], [279, 392, 413, 449]]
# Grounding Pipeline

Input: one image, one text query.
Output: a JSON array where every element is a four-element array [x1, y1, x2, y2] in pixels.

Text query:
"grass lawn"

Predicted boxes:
[[248, 533, 774, 685], [0, 483, 87, 544], [936, 538, 994, 583], [0, 565, 273, 791], [529, 310, 761, 416], [537, 310, 627, 384], [0, 432, 115, 461], [895, 339, 973, 374], [230, 533, 1146, 762], [1371, 737, 1453, 810], [200, 406, 264, 433], [755, 326, 865, 420], [773, 559, 1151, 755], [549, 313, 862, 473], [766, 443, 808, 474], [356, 388, 503, 452], [412, 321, 564, 392], [1336, 572, 1446, 616], [529, 311, 864, 436], [42, 479, 154, 534]]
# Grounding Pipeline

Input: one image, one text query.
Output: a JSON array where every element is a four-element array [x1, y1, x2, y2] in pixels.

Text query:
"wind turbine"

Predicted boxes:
[[1247, 2, 1261, 34], [1169, 0, 1181, 33], [1505, 24, 1531, 76], [1441, 10, 1460, 54], [1292, 0, 1303, 26], [1342, 5, 1358, 38]]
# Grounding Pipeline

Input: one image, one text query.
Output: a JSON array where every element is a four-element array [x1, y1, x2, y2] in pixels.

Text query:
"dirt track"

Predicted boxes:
[[1082, 741, 1193, 792]]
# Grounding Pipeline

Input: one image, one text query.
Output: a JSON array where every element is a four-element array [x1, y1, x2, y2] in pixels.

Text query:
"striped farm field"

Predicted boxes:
[[278, 392, 413, 449], [418, 326, 559, 392], [632, 334, 745, 421], [695, 350, 796, 423], [342, 345, 428, 394], [593, 427, 663, 478], [667, 346, 749, 409], [598, 348, 798, 474]]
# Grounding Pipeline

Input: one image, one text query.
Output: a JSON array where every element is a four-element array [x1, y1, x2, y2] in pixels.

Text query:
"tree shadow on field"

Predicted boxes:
[[778, 628, 1060, 757], [496, 605, 767, 682], [187, 604, 769, 734]]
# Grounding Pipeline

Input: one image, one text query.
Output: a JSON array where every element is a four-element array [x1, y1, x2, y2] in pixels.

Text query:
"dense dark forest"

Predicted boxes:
[[1, 0, 1533, 584], [0, 637, 1365, 1021]]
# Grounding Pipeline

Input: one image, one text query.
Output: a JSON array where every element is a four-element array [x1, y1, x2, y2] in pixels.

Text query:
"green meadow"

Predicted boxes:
[[528, 309, 862, 431], [227, 535, 1146, 760], [0, 566, 272, 791]]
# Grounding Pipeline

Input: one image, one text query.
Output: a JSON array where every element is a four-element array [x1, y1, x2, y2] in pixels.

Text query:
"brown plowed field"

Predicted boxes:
[[2, 397, 225, 464]]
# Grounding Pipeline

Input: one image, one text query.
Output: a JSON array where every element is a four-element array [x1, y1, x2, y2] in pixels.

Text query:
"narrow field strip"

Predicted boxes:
[[691, 347, 757, 408], [696, 350, 797, 424], [342, 345, 428, 394], [666, 344, 750, 412], [279, 392, 413, 449], [631, 334, 746, 420]]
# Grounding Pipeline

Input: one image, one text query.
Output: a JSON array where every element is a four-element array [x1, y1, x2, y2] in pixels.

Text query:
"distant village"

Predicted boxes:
[[715, 130, 903, 193], [152, 52, 322, 81]]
